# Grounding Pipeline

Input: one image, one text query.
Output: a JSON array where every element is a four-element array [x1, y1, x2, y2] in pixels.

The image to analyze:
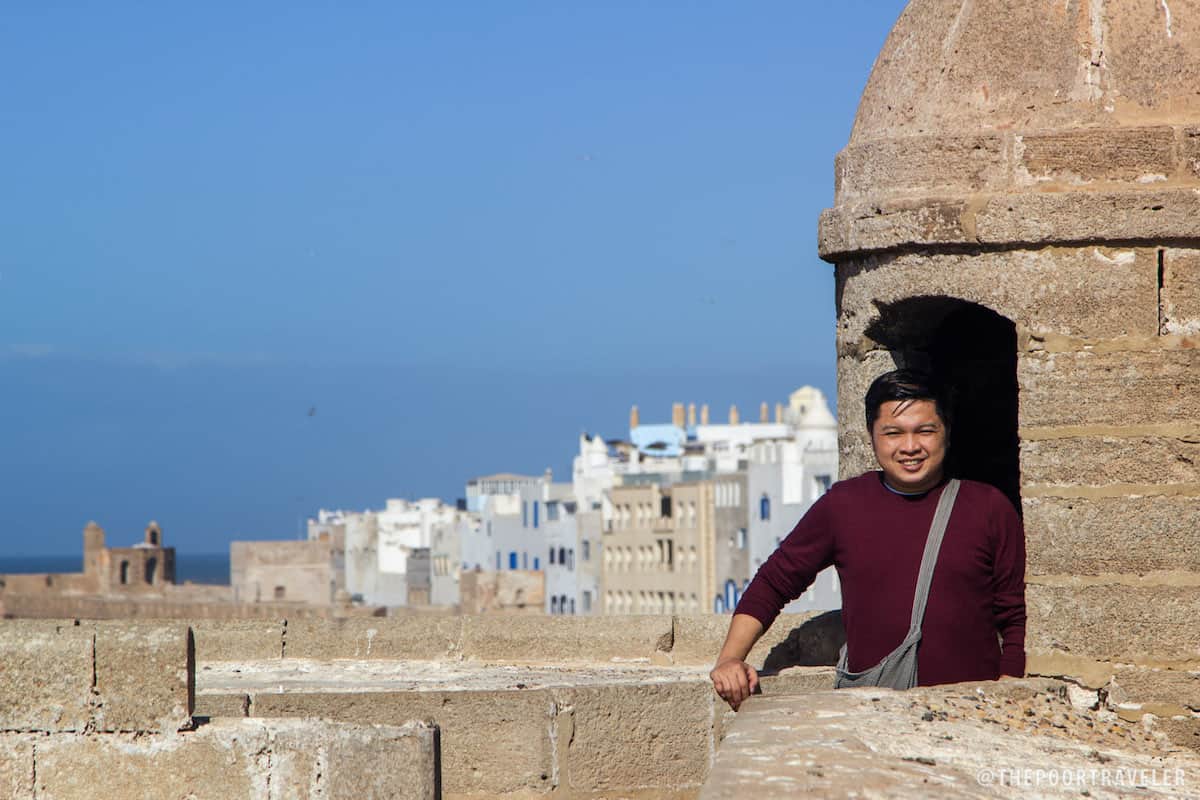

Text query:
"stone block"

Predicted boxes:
[[1162, 247, 1200, 335], [269, 719, 438, 800], [1021, 435, 1200, 487], [0, 736, 33, 799], [1184, 128, 1200, 180], [249, 689, 554, 796], [92, 622, 192, 733], [973, 189, 1200, 249], [459, 614, 671, 663], [759, 666, 836, 695], [1027, 583, 1200, 663], [193, 691, 249, 718], [670, 613, 822, 668], [835, 134, 1007, 201], [0, 620, 92, 732], [555, 682, 712, 793], [1018, 349, 1200, 428], [34, 723, 269, 800], [285, 617, 462, 661], [1015, 127, 1176, 185], [837, 248, 1158, 344], [1112, 666, 1200, 711], [191, 619, 284, 662], [1023, 495, 1200, 575]]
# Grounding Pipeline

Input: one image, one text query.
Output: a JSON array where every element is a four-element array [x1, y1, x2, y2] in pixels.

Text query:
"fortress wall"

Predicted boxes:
[[0, 620, 439, 799], [186, 613, 826, 667]]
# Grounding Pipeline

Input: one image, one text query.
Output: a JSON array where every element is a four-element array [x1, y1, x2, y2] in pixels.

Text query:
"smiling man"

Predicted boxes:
[[710, 369, 1026, 709]]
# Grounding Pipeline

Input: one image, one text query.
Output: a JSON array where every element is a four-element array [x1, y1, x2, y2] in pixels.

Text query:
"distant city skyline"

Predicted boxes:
[[1, 2, 908, 556]]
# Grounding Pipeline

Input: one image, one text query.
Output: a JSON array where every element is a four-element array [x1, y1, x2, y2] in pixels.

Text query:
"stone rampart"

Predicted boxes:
[[0, 620, 439, 799]]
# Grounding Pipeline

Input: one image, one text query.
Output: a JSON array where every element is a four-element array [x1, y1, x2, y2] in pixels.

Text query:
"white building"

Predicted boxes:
[[309, 498, 475, 608], [746, 387, 840, 612]]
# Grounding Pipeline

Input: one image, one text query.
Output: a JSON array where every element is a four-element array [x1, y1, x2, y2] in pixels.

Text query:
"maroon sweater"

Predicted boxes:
[[736, 472, 1026, 685]]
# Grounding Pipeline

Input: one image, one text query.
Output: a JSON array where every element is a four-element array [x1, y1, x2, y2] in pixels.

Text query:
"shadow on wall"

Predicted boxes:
[[864, 296, 1021, 513], [763, 610, 846, 670]]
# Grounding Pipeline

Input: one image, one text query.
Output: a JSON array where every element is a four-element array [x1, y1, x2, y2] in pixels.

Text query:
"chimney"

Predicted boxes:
[[701, 404, 710, 425], [759, 401, 768, 423], [672, 402, 685, 428], [775, 402, 784, 423], [687, 403, 696, 427], [630, 405, 640, 429], [729, 404, 740, 425]]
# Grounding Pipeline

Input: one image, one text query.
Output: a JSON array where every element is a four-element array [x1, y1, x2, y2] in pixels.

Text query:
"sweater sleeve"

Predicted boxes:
[[734, 491, 836, 632], [991, 494, 1027, 677]]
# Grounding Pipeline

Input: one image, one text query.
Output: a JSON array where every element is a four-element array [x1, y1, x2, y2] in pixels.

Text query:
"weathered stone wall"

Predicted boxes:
[[819, 0, 1200, 726], [0, 620, 439, 799]]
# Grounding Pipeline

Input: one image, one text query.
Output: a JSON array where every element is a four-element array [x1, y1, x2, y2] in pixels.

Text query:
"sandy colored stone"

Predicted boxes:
[[249, 689, 554, 796], [0, 737, 33, 800], [1022, 436, 1200, 487], [0, 620, 92, 732], [285, 616, 462, 661], [834, 134, 1007, 201], [1018, 348, 1200, 429], [192, 690, 249, 718], [1163, 247, 1200, 335], [702, 680, 1195, 799], [269, 720, 438, 800], [34, 723, 269, 800], [191, 619, 284, 661], [1027, 584, 1200, 663], [1017, 127, 1177, 185], [1112, 666, 1200, 711], [460, 614, 671, 663], [1023, 495, 1200, 576], [556, 682, 712, 793], [838, 248, 1158, 345], [92, 622, 192, 733]]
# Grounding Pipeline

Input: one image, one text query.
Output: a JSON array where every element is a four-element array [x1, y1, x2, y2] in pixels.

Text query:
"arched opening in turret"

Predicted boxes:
[[864, 296, 1021, 513]]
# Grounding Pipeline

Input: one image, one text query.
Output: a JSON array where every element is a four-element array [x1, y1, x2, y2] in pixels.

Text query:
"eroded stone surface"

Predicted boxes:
[[702, 680, 1200, 799]]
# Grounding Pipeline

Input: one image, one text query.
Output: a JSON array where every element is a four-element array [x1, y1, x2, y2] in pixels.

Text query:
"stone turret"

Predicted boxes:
[[821, 0, 1200, 717]]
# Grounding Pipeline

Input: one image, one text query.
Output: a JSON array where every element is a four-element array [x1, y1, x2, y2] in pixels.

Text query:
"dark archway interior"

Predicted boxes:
[[864, 296, 1021, 513]]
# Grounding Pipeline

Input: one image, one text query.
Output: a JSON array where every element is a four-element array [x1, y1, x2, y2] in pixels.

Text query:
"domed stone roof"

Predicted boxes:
[[819, 0, 1200, 261]]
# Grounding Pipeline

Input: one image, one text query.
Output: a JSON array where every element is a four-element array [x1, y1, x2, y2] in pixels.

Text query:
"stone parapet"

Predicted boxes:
[[0, 620, 192, 734]]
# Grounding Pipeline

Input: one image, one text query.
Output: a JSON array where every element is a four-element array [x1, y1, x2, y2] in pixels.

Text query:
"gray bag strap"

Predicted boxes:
[[905, 478, 960, 634]]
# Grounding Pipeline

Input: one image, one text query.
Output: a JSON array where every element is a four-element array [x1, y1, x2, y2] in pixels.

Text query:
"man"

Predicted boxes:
[[710, 369, 1025, 710]]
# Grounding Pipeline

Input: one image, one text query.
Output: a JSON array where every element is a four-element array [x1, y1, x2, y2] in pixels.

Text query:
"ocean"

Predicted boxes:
[[0, 553, 231, 585]]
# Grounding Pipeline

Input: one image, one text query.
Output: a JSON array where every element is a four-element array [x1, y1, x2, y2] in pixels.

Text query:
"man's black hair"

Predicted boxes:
[[863, 369, 952, 432]]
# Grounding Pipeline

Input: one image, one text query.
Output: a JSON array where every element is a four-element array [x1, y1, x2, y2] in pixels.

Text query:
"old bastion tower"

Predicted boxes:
[[819, 0, 1200, 704]]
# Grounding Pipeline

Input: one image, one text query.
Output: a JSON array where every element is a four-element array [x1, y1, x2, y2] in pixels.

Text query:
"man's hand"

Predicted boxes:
[[710, 657, 759, 711]]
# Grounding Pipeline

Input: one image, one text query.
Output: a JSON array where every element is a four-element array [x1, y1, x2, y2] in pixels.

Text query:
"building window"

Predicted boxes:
[[509, 552, 518, 570], [549, 547, 555, 564], [119, 561, 129, 585], [660, 496, 672, 518], [274, 585, 286, 600], [737, 528, 747, 550], [546, 501, 559, 521], [534, 557, 540, 570], [558, 546, 566, 566], [567, 549, 575, 570], [760, 495, 770, 521], [551, 597, 559, 614], [569, 597, 576, 614], [522, 502, 528, 527], [496, 551, 502, 569], [583, 591, 592, 612], [815, 474, 833, 494], [145, 557, 157, 584], [582, 540, 590, 561], [523, 552, 528, 569], [533, 501, 539, 528]]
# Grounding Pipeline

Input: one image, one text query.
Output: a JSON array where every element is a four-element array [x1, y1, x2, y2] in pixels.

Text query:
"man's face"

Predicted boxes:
[[870, 399, 948, 494]]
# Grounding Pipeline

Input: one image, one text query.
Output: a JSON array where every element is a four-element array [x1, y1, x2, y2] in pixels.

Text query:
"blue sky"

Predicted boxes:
[[1, 1, 907, 556]]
